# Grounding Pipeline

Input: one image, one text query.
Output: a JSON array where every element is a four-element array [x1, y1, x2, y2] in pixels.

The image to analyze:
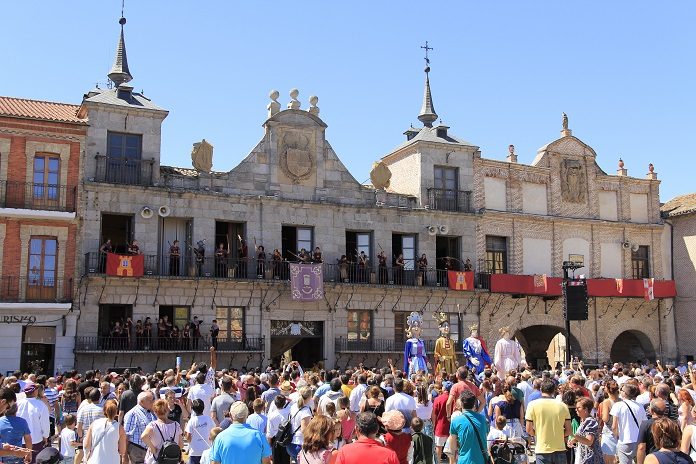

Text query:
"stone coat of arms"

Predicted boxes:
[[280, 131, 314, 183], [561, 158, 586, 203]]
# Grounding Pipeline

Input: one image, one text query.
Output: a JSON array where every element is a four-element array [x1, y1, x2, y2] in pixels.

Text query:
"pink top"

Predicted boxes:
[[341, 414, 356, 441]]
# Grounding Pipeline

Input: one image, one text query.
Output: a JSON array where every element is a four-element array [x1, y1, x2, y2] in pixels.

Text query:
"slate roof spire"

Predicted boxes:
[[107, 16, 133, 87], [418, 41, 437, 128]]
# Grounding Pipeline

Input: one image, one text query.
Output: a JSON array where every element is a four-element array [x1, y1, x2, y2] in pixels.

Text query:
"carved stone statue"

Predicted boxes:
[[561, 158, 586, 203], [562, 112, 569, 130], [308, 95, 320, 116], [267, 90, 281, 117], [288, 88, 301, 109], [191, 139, 213, 172], [369, 161, 392, 190]]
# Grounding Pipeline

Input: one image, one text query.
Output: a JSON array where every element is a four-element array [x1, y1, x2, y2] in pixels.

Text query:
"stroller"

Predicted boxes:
[[490, 437, 529, 464]]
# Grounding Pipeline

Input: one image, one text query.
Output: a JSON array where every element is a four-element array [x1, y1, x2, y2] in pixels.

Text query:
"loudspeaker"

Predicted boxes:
[[563, 281, 589, 321]]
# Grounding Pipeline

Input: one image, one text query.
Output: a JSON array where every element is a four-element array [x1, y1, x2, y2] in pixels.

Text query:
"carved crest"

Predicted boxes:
[[370, 161, 392, 190], [280, 131, 313, 183], [561, 158, 586, 203], [191, 139, 213, 172]]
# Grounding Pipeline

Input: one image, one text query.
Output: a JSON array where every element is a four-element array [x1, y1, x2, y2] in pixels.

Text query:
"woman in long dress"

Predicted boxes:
[[83, 400, 126, 464]]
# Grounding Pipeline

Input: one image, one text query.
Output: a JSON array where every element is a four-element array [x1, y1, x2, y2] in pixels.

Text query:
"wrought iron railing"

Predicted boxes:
[[0, 181, 76, 212], [74, 335, 264, 352], [84, 252, 490, 291], [0, 276, 73, 302], [95, 155, 154, 186], [336, 338, 443, 352], [426, 188, 474, 213]]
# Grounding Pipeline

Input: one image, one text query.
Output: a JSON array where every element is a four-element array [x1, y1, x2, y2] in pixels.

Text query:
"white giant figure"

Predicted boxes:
[[494, 326, 522, 375]]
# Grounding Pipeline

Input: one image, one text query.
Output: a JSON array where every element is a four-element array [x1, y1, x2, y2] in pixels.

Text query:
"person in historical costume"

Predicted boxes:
[[169, 240, 180, 276], [272, 249, 283, 279], [98, 239, 112, 273], [377, 250, 388, 284], [193, 239, 206, 276], [237, 236, 248, 278], [216, 242, 230, 277], [494, 326, 523, 376], [417, 253, 428, 285], [256, 244, 266, 277], [312, 247, 323, 263], [403, 311, 430, 377], [433, 310, 457, 376], [462, 323, 492, 376], [127, 239, 142, 255]]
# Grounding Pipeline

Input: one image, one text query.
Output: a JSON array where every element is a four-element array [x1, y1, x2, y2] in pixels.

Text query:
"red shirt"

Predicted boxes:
[[336, 437, 399, 464], [384, 432, 412, 464], [449, 380, 481, 405], [432, 391, 451, 437]]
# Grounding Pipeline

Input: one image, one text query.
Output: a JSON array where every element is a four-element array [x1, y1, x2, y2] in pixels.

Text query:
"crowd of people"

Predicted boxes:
[[102, 316, 221, 351], [1, 351, 696, 464]]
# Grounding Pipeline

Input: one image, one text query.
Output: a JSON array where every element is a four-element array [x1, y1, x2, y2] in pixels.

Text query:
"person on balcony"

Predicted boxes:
[[193, 240, 206, 277], [298, 248, 311, 264], [394, 254, 405, 285], [312, 247, 323, 264], [272, 249, 284, 279], [182, 324, 191, 351], [403, 312, 430, 378], [214, 243, 229, 278], [338, 255, 351, 282], [134, 320, 144, 350], [463, 258, 473, 272], [168, 240, 180, 276], [378, 250, 388, 284], [256, 245, 266, 278], [358, 251, 369, 283], [143, 317, 153, 350], [98, 239, 113, 273], [127, 240, 141, 255], [237, 236, 248, 278], [417, 253, 428, 286]]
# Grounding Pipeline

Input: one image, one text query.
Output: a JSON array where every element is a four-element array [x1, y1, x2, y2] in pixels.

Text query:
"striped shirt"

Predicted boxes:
[[44, 387, 60, 418], [76, 403, 104, 436], [123, 405, 156, 448]]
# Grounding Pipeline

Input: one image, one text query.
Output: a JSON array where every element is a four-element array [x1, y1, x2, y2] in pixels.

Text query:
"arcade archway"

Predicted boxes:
[[610, 330, 655, 364], [515, 325, 582, 370]]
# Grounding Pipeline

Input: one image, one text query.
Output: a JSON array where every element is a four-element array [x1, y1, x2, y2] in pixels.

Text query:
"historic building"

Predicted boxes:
[[661, 193, 696, 360], [0, 96, 85, 374], [0, 14, 678, 374]]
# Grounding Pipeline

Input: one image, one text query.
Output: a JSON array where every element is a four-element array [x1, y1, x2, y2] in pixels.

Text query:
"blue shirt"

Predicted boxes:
[[527, 390, 542, 404], [313, 383, 331, 399], [210, 423, 271, 464], [246, 413, 268, 435], [0, 415, 31, 447], [450, 411, 490, 464]]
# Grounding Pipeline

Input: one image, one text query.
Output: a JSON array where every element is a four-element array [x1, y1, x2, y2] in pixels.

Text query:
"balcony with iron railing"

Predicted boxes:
[[0, 181, 77, 212], [94, 155, 154, 186], [84, 252, 492, 290], [335, 337, 466, 353], [0, 276, 73, 303], [74, 335, 264, 353], [426, 188, 474, 213]]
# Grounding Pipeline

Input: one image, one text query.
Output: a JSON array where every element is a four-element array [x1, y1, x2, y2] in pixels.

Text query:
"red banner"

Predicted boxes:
[[448, 271, 474, 291], [106, 253, 144, 277], [490, 274, 675, 298]]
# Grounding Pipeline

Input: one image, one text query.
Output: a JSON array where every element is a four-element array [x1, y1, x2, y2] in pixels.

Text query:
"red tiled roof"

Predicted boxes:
[[661, 193, 696, 218], [0, 96, 86, 124]]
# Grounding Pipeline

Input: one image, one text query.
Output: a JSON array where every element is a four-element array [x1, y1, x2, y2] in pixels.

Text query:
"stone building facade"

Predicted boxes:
[[662, 194, 696, 360], [0, 97, 85, 375], [2, 16, 679, 374]]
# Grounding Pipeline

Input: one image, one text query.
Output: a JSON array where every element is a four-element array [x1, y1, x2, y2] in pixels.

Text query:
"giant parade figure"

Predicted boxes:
[[403, 311, 430, 377], [494, 326, 524, 375], [433, 310, 457, 376], [462, 323, 491, 375]]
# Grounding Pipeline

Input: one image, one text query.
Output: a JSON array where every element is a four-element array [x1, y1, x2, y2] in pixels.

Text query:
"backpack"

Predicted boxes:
[[274, 406, 307, 448], [155, 422, 181, 464]]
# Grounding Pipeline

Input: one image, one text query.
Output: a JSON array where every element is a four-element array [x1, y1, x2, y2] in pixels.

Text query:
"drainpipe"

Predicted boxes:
[[664, 219, 678, 361]]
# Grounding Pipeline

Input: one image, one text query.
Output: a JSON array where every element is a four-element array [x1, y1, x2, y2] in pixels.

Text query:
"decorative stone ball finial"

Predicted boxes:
[[618, 158, 624, 169], [288, 88, 301, 109], [648, 163, 654, 173], [267, 89, 281, 117], [308, 95, 319, 116]]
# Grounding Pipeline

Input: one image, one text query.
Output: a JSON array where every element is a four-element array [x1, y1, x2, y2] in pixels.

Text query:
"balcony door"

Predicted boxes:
[[32, 154, 60, 209], [27, 237, 57, 301], [106, 132, 143, 184], [434, 166, 458, 210]]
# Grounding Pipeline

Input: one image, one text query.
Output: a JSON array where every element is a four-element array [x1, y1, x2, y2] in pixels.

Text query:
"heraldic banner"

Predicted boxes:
[[447, 271, 474, 291], [290, 263, 324, 301], [106, 253, 144, 277]]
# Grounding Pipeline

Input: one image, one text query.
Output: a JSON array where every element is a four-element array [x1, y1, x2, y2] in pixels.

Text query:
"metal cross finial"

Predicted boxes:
[[421, 41, 433, 65]]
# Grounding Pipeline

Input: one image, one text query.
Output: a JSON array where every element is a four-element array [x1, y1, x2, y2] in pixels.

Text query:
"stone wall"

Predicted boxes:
[[670, 213, 696, 358]]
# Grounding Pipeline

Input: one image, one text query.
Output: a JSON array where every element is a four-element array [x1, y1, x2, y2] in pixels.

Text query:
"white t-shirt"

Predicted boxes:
[[385, 392, 417, 422], [290, 403, 313, 445], [487, 428, 509, 448], [610, 399, 647, 444], [60, 427, 77, 458], [267, 404, 291, 439], [188, 383, 215, 417], [185, 414, 214, 456], [415, 402, 433, 421]]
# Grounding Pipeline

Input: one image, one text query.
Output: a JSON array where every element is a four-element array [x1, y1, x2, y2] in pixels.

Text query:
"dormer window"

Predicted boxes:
[[404, 128, 419, 141], [436, 125, 450, 138]]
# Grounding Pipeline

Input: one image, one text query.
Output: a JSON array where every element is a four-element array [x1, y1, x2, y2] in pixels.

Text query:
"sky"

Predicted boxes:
[[1, 1, 694, 201]]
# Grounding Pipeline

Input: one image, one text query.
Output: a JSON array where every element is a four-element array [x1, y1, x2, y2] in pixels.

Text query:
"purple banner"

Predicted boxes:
[[290, 263, 324, 301]]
